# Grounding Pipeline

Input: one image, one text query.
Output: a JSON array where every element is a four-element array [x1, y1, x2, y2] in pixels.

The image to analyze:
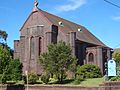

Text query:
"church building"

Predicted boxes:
[[14, 0, 112, 75]]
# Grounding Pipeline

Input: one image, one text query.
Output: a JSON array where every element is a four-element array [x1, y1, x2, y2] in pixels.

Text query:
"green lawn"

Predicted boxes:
[[0, 77, 104, 86], [48, 77, 104, 86], [79, 77, 104, 86]]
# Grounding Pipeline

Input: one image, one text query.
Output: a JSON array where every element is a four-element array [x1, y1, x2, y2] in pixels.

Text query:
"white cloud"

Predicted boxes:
[[56, 0, 86, 12], [112, 16, 120, 21]]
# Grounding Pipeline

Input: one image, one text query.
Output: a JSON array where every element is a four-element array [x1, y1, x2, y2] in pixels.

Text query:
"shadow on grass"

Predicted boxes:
[[7, 85, 25, 90], [49, 79, 75, 84]]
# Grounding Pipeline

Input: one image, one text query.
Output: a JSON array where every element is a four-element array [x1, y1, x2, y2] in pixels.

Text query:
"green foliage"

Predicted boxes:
[[0, 45, 22, 83], [76, 64, 102, 80], [0, 30, 8, 41], [39, 41, 77, 82], [41, 74, 50, 84], [28, 73, 39, 84], [0, 45, 11, 74], [112, 52, 120, 66], [117, 67, 120, 76], [0, 45, 12, 83], [0, 59, 22, 84], [8, 59, 22, 81], [0, 31, 22, 84], [110, 76, 120, 81]]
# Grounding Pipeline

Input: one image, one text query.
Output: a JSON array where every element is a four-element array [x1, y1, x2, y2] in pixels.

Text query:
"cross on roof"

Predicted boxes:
[[34, 0, 38, 7]]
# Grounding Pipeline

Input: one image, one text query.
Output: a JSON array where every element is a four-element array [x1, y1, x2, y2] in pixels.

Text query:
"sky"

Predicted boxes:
[[0, 0, 120, 49]]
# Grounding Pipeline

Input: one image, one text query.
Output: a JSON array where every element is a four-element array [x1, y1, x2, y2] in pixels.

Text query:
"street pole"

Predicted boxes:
[[25, 71, 28, 90]]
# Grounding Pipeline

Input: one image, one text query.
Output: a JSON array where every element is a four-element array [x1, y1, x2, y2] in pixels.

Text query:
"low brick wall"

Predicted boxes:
[[1, 82, 120, 90]]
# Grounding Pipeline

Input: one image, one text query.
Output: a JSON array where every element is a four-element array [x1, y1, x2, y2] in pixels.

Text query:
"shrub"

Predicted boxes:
[[76, 75, 84, 81], [112, 52, 120, 66], [28, 73, 39, 84], [110, 76, 120, 81], [0, 74, 2, 80], [76, 64, 102, 79], [74, 75, 84, 84], [41, 74, 50, 84]]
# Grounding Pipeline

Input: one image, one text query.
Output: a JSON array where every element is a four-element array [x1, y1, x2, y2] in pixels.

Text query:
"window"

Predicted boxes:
[[88, 53, 94, 62], [39, 37, 41, 55], [30, 36, 34, 59]]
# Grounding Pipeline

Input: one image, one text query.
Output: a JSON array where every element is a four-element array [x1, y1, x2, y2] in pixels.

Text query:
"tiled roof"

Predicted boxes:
[[39, 9, 106, 47]]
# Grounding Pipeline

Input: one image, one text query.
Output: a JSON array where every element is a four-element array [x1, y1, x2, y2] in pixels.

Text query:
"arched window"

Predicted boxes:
[[39, 37, 41, 56], [88, 53, 94, 62], [30, 36, 34, 59]]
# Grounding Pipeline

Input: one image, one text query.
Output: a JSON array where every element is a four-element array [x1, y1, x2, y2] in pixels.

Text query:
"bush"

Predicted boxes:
[[74, 75, 84, 84], [76, 64, 102, 79], [76, 75, 84, 81], [41, 74, 50, 84], [112, 52, 120, 66], [28, 73, 39, 84], [110, 76, 120, 81], [0, 74, 2, 80]]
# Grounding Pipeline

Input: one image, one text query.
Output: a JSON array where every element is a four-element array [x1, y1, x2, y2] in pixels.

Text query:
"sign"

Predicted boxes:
[[108, 60, 116, 76]]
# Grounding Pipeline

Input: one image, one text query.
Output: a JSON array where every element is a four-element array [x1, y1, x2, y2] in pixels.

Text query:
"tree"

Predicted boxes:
[[0, 45, 12, 83], [0, 30, 8, 42], [8, 59, 22, 81], [0, 31, 22, 83], [0, 45, 11, 74], [39, 41, 77, 82], [112, 52, 120, 66], [0, 46, 22, 83], [0, 44, 22, 83], [112, 52, 120, 76]]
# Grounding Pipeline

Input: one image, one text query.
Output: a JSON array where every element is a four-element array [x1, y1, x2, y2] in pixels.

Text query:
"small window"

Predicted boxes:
[[30, 36, 34, 59], [39, 37, 42, 56]]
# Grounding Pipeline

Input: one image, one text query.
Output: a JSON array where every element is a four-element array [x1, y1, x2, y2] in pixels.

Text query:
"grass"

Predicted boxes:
[[48, 77, 104, 86], [0, 77, 104, 86], [80, 77, 104, 86]]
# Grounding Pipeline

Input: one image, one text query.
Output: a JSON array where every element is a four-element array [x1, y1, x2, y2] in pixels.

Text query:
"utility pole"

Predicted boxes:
[[25, 71, 28, 90]]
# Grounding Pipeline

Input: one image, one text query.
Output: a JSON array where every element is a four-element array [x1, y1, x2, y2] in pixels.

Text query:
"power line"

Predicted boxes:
[[104, 0, 120, 9]]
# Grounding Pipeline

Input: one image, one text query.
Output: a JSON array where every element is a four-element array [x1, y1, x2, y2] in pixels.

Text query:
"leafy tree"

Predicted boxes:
[[8, 59, 22, 81], [0, 45, 11, 74], [0, 30, 8, 42], [0, 45, 12, 83], [112, 52, 120, 66], [0, 31, 22, 83], [0, 45, 22, 83], [39, 41, 77, 82]]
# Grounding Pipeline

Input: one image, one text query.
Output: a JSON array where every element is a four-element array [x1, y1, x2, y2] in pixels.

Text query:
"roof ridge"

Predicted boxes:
[[39, 9, 107, 47], [40, 9, 83, 27]]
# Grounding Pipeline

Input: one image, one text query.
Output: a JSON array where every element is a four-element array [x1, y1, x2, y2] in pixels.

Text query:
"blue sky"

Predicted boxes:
[[0, 0, 120, 49]]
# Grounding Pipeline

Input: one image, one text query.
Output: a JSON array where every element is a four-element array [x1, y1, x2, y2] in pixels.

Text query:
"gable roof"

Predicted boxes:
[[38, 9, 107, 47], [20, 7, 107, 47]]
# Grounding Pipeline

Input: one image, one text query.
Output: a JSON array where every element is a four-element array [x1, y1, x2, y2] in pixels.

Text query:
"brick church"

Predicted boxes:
[[14, 0, 112, 75]]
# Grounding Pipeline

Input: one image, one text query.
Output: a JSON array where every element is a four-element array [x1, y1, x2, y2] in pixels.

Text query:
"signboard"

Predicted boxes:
[[108, 60, 116, 76]]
